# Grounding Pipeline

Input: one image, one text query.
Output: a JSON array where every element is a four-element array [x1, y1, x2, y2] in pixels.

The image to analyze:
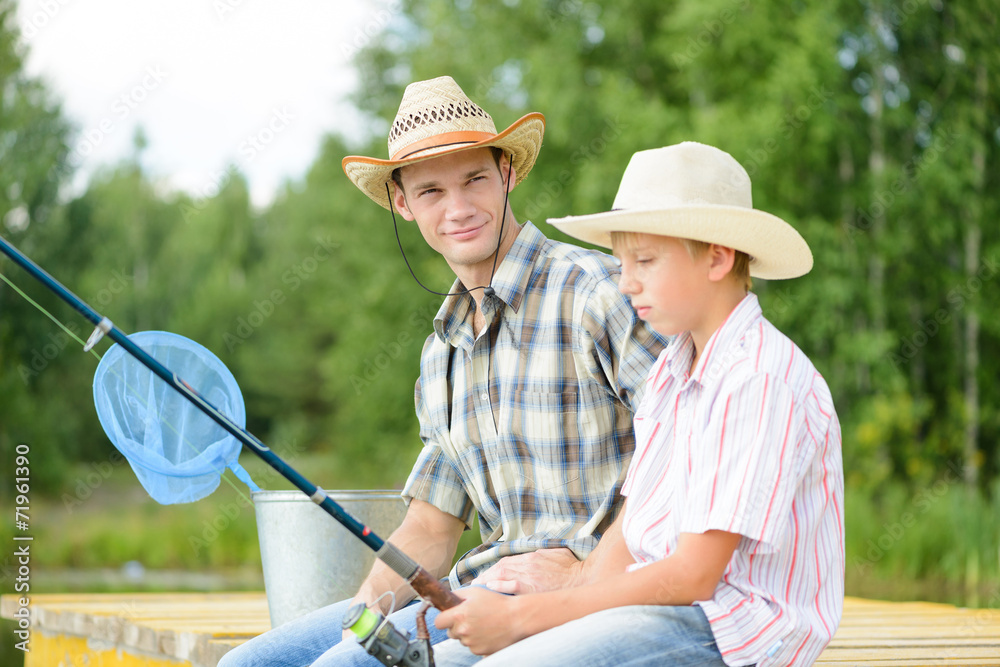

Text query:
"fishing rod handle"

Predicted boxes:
[[410, 567, 462, 610], [376, 541, 463, 610]]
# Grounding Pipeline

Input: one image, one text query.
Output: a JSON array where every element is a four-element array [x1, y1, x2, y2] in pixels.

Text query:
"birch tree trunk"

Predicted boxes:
[[962, 62, 987, 489]]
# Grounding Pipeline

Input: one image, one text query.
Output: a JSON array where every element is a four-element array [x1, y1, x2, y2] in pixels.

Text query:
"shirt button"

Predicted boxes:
[[480, 393, 489, 401]]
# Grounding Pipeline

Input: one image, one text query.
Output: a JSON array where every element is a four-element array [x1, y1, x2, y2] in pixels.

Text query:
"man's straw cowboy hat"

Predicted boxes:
[[342, 76, 545, 210], [548, 142, 814, 280]]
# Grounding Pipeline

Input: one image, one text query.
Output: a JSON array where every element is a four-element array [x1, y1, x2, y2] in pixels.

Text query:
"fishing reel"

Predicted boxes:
[[343, 602, 434, 667]]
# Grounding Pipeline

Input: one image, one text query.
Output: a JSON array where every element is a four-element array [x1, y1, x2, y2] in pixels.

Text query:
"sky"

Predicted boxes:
[[15, 0, 398, 206]]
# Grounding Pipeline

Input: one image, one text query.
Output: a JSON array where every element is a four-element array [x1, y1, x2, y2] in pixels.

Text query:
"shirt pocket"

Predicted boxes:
[[504, 384, 623, 475], [506, 388, 579, 453]]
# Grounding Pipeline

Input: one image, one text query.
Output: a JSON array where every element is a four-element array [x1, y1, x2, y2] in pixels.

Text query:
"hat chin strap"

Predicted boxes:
[[386, 156, 513, 300]]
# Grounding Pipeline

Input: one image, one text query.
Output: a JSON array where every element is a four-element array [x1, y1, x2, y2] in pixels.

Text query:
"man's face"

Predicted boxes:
[[392, 148, 516, 275]]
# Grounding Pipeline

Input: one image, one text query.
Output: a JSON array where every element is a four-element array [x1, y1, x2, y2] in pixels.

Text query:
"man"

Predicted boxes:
[[219, 76, 666, 667]]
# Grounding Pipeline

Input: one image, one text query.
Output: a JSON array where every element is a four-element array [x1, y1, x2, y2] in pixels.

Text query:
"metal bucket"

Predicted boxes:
[[252, 489, 408, 628]]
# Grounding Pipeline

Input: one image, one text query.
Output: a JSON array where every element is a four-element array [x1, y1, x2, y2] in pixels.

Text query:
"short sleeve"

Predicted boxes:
[[401, 442, 476, 528], [401, 369, 476, 528], [678, 373, 809, 553]]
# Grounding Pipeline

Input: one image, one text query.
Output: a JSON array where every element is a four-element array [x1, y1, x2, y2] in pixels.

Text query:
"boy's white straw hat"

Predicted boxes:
[[342, 76, 545, 210], [548, 142, 813, 280]]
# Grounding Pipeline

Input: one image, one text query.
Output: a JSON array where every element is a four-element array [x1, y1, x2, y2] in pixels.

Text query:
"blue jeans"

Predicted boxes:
[[217, 596, 450, 667], [431, 604, 730, 667]]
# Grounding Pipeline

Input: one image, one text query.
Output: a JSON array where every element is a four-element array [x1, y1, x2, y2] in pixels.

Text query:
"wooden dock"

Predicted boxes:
[[817, 597, 1000, 665], [1, 593, 268, 667], [3, 593, 1000, 665]]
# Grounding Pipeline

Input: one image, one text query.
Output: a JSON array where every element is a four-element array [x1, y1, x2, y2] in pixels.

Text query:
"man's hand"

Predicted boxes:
[[435, 587, 526, 656], [342, 500, 465, 641], [470, 547, 584, 594]]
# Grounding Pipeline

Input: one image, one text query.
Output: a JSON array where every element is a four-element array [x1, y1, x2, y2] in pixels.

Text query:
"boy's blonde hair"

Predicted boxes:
[[611, 231, 752, 292]]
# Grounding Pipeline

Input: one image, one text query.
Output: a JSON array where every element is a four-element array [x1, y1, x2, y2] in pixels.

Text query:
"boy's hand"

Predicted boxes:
[[434, 587, 526, 655], [470, 547, 583, 594]]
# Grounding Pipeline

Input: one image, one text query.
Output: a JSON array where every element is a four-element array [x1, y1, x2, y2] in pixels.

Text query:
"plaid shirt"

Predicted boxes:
[[402, 222, 667, 586]]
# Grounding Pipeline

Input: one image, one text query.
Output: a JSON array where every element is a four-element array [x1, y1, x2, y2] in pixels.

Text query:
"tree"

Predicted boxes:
[[230, 134, 444, 486], [348, 0, 1000, 494], [0, 0, 74, 494]]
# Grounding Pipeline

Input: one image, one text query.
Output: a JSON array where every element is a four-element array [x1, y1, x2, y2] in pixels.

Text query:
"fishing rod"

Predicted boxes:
[[0, 234, 461, 621]]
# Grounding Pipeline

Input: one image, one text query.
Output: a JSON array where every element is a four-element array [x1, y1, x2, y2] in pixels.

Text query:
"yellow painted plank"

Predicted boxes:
[[827, 634, 1000, 651], [831, 640, 1000, 647], [2, 593, 271, 666], [26, 629, 189, 667], [821, 647, 1000, 658], [832, 629, 1000, 640], [838, 614, 997, 623]]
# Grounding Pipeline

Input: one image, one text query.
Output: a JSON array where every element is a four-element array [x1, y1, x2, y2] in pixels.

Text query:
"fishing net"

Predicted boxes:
[[93, 330, 260, 504]]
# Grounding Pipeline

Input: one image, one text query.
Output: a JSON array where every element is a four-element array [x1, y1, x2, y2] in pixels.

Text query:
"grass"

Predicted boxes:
[[1, 450, 477, 572], [844, 477, 1000, 606]]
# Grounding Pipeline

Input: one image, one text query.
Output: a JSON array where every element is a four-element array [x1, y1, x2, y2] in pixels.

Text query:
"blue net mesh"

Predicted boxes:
[[93, 331, 259, 504]]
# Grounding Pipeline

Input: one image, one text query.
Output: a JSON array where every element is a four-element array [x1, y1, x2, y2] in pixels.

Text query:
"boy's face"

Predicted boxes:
[[613, 233, 714, 338], [392, 148, 517, 274]]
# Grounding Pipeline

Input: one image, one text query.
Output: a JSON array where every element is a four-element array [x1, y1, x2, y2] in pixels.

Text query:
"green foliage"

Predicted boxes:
[[0, 0, 75, 494], [352, 0, 1000, 493], [846, 479, 1000, 596], [0, 0, 70, 227]]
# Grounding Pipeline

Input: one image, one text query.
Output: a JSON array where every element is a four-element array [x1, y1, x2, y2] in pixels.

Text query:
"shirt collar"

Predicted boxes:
[[432, 221, 546, 345], [660, 293, 763, 386]]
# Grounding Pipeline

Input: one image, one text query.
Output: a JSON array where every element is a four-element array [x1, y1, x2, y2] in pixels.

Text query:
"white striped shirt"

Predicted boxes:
[[621, 293, 844, 666]]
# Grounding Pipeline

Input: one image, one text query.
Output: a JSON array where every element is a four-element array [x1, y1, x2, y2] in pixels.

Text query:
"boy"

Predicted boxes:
[[433, 142, 845, 666]]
